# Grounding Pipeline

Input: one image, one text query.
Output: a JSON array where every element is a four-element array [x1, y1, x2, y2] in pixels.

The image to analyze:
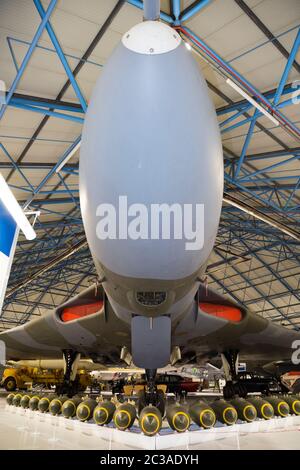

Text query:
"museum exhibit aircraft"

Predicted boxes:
[[1, 0, 300, 418]]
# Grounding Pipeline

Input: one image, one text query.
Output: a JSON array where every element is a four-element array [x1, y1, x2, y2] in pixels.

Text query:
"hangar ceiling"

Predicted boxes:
[[0, 0, 299, 330]]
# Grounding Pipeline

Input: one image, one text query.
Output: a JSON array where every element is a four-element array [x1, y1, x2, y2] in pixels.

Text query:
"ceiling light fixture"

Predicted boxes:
[[55, 140, 81, 173], [226, 78, 279, 126]]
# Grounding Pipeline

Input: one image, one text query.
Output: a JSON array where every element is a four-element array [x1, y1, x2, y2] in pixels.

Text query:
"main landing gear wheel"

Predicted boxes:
[[137, 390, 147, 416], [221, 350, 248, 399], [137, 389, 166, 418], [57, 349, 80, 397], [224, 382, 248, 399], [137, 368, 166, 418], [4, 377, 16, 392], [223, 382, 235, 400]]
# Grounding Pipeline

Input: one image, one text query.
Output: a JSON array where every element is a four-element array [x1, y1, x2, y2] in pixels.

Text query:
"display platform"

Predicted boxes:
[[4, 402, 300, 450]]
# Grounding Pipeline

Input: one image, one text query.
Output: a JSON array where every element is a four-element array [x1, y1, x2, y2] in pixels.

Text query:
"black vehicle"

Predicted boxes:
[[237, 372, 282, 396], [155, 374, 200, 395]]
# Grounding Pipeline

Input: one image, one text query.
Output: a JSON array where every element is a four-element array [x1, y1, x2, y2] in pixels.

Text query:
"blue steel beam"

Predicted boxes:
[[213, 248, 299, 329], [224, 173, 300, 218], [209, 271, 243, 304], [238, 155, 300, 182], [220, 106, 250, 128], [6, 36, 103, 72], [25, 197, 76, 209], [9, 102, 84, 123], [273, 28, 300, 106], [227, 182, 300, 190], [227, 174, 296, 201], [0, 0, 57, 120], [3, 0, 125, 191], [225, 147, 300, 162], [284, 177, 300, 209], [6, 36, 19, 72], [178, 26, 300, 138], [0, 163, 77, 169], [0, 144, 33, 190], [23, 136, 81, 208], [235, 109, 259, 178], [172, 0, 181, 23], [238, 238, 300, 304], [221, 98, 296, 134], [10, 96, 84, 113], [217, 83, 296, 116], [215, 229, 300, 278], [179, 0, 211, 22], [33, 0, 87, 112]]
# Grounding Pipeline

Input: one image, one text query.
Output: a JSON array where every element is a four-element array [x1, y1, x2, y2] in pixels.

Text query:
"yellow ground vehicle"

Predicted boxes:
[[1, 366, 91, 392]]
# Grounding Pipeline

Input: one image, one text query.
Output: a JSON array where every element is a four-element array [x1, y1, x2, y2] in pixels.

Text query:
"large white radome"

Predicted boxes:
[[122, 20, 181, 55]]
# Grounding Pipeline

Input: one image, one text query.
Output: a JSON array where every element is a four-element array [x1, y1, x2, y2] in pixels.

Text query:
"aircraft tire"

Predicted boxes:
[[137, 389, 165, 418], [4, 377, 16, 392]]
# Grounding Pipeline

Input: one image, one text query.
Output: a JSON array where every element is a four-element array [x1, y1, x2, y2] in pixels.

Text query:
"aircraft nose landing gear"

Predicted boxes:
[[221, 350, 248, 399], [137, 369, 166, 418]]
